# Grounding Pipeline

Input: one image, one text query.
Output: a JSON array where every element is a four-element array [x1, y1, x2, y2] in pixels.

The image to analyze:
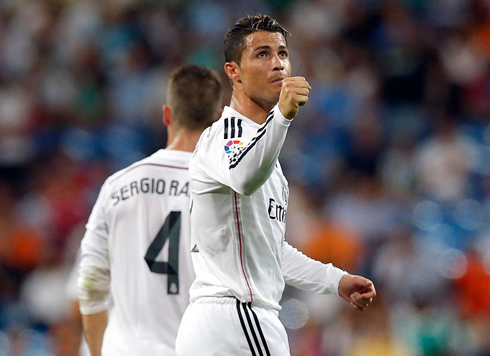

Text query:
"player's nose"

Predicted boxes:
[[272, 54, 284, 71]]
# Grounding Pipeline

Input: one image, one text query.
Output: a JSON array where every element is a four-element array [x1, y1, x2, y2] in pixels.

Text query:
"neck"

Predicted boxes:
[[166, 129, 202, 152], [229, 90, 275, 125]]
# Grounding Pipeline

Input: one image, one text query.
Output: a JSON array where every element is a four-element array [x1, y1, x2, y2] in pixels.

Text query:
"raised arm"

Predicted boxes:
[[195, 77, 310, 196], [230, 77, 310, 195], [225, 105, 291, 195]]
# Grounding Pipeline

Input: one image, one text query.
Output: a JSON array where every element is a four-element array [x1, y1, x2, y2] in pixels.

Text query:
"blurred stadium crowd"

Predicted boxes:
[[0, 0, 489, 355]]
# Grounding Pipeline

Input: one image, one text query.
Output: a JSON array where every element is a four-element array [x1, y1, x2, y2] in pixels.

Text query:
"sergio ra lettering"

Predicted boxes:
[[111, 178, 189, 206]]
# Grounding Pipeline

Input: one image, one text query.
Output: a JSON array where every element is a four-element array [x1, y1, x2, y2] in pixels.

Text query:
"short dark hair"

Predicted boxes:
[[167, 65, 222, 131], [224, 14, 290, 65]]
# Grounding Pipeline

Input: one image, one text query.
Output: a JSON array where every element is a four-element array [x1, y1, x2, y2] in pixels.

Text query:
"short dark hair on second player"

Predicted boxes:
[[167, 65, 223, 131], [224, 14, 290, 65]]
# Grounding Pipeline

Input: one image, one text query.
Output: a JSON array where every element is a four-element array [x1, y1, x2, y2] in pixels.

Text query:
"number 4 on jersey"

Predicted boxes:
[[144, 211, 181, 294]]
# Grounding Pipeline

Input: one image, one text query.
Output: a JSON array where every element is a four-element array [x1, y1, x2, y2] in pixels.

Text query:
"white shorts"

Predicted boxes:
[[102, 332, 176, 356], [175, 297, 290, 356]]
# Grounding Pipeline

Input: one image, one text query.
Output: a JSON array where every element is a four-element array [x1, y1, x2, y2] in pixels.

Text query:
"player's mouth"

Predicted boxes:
[[270, 77, 285, 84]]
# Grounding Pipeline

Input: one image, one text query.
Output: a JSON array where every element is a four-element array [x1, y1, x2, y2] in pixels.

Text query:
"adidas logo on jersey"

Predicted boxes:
[[191, 244, 200, 253]]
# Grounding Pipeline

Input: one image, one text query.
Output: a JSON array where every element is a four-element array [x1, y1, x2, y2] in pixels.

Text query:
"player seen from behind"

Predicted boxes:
[[78, 65, 223, 356]]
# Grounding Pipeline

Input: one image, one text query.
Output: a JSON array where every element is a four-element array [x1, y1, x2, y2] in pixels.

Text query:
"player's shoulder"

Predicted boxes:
[[197, 107, 258, 153], [106, 150, 191, 187]]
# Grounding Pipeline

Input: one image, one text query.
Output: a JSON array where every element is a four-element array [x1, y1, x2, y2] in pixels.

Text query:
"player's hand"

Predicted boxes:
[[338, 275, 376, 312], [278, 77, 311, 120]]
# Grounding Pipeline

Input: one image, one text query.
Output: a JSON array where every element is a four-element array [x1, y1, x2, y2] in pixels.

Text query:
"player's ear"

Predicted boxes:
[[224, 62, 241, 84], [163, 105, 172, 127], [216, 109, 223, 120]]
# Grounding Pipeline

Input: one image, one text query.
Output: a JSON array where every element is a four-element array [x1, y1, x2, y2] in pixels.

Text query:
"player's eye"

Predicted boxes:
[[279, 50, 288, 58], [257, 52, 267, 58]]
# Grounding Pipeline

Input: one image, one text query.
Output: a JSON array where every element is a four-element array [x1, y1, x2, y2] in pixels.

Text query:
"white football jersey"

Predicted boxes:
[[189, 105, 347, 311], [78, 149, 194, 356]]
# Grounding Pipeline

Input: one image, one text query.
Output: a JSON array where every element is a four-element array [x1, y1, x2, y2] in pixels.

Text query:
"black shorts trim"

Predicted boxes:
[[236, 300, 271, 356]]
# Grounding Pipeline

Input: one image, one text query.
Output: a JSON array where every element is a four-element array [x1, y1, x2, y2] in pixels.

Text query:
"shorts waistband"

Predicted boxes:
[[192, 296, 238, 305], [191, 297, 279, 313]]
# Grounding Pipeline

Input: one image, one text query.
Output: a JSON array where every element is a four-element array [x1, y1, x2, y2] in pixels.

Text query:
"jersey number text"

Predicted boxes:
[[144, 211, 181, 294]]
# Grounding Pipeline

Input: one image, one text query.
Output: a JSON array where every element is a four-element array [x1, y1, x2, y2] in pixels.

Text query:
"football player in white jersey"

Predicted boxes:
[[77, 65, 223, 356], [175, 15, 377, 356]]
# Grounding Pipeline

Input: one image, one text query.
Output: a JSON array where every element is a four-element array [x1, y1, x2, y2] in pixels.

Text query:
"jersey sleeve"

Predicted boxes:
[[195, 105, 292, 196], [78, 180, 111, 315], [281, 240, 348, 295], [66, 250, 81, 301]]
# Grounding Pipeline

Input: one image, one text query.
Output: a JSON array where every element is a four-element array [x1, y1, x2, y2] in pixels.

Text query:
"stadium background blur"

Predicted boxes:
[[0, 0, 490, 355]]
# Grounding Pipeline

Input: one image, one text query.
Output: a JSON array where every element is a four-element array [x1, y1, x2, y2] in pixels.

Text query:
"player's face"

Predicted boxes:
[[238, 31, 291, 106]]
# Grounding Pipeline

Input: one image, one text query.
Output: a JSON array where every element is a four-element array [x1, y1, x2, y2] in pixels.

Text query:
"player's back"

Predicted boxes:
[[95, 149, 193, 355]]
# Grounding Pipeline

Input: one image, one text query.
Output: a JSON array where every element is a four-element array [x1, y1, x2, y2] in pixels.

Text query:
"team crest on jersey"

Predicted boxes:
[[282, 186, 289, 205], [224, 140, 244, 154]]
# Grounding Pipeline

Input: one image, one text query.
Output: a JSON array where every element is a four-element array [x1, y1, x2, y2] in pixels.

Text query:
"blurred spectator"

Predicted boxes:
[[324, 175, 401, 244], [393, 301, 464, 356], [373, 225, 447, 305], [456, 247, 490, 318], [380, 133, 417, 198], [415, 112, 478, 203], [346, 301, 414, 356]]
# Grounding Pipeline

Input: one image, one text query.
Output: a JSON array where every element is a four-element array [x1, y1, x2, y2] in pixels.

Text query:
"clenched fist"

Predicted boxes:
[[278, 77, 311, 120], [338, 274, 376, 312]]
